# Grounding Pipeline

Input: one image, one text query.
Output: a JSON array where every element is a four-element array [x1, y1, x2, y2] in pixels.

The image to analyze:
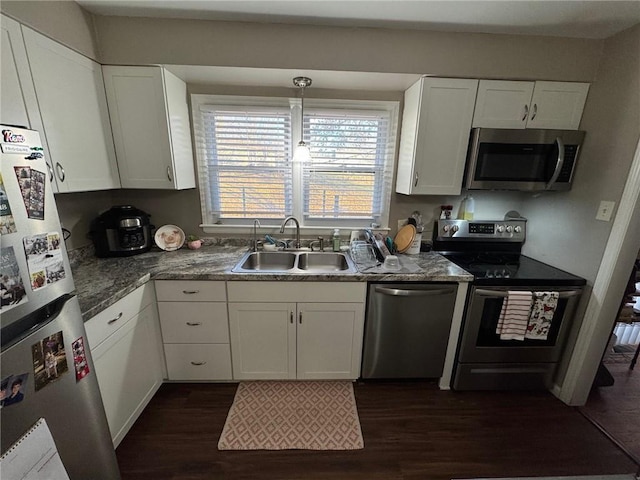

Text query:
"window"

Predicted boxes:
[[192, 95, 398, 230]]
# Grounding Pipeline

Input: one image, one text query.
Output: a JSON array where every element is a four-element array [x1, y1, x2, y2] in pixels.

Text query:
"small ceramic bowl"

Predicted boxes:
[[187, 239, 202, 250]]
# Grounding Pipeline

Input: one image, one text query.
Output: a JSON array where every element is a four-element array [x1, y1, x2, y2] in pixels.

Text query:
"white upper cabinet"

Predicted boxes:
[[1, 15, 31, 129], [22, 27, 120, 192], [1, 15, 58, 191], [395, 77, 479, 196], [473, 80, 589, 130], [102, 66, 196, 190]]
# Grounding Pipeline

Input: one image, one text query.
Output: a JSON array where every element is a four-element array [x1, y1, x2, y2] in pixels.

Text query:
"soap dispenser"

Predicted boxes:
[[463, 195, 475, 220]]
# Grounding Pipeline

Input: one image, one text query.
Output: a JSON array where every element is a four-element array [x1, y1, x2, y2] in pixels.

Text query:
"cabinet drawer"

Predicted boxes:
[[155, 280, 226, 302], [159, 302, 229, 343], [86, 283, 155, 349], [164, 344, 232, 380], [227, 281, 366, 303]]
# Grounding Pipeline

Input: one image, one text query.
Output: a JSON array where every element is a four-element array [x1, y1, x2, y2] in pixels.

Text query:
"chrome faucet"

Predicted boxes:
[[280, 216, 301, 249], [252, 219, 261, 252]]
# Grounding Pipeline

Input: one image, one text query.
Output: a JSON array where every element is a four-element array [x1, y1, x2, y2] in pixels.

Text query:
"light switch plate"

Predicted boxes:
[[596, 200, 616, 221]]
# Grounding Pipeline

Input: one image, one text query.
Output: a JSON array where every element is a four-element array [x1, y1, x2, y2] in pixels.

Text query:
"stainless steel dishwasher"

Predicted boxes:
[[361, 283, 458, 379]]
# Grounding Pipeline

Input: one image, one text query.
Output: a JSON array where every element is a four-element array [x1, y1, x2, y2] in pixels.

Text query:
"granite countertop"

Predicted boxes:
[[70, 243, 473, 321]]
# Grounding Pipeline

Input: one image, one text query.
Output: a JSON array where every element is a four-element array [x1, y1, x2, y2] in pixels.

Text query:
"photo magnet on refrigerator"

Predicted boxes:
[[13, 166, 45, 220], [22, 232, 66, 291], [0, 173, 17, 235], [0, 373, 29, 408], [32, 331, 68, 391], [72, 337, 90, 382], [0, 246, 28, 312]]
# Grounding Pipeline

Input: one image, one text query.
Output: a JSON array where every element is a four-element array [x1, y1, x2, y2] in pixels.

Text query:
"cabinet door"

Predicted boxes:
[[1, 16, 58, 192], [102, 66, 195, 190], [395, 77, 478, 195], [526, 81, 589, 130], [91, 303, 164, 447], [472, 80, 534, 129], [297, 303, 365, 380], [22, 27, 119, 192], [1, 15, 31, 128], [228, 302, 296, 380]]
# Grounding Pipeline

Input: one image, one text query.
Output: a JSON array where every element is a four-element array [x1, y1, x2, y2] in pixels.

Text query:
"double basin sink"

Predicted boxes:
[[232, 250, 358, 274]]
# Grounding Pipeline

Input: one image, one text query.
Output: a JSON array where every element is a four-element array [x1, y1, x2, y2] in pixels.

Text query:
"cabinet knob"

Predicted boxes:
[[167, 166, 173, 182], [190, 361, 206, 366], [414, 172, 419, 187], [531, 103, 538, 121], [522, 104, 529, 122], [182, 290, 199, 295], [186, 322, 202, 326]]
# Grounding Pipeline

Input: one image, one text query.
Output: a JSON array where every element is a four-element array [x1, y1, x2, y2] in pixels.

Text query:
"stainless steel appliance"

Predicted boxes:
[[465, 128, 585, 191], [361, 283, 458, 379], [89, 205, 154, 257], [1, 125, 120, 479], [433, 218, 586, 390]]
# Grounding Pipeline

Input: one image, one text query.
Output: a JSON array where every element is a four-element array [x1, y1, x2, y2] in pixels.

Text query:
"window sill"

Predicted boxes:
[[200, 224, 390, 237]]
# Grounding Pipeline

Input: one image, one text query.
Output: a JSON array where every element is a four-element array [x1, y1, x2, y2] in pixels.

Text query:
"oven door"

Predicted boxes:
[[457, 286, 582, 364]]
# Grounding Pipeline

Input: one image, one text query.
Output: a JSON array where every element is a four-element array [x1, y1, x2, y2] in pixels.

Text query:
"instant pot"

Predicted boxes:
[[90, 205, 154, 257]]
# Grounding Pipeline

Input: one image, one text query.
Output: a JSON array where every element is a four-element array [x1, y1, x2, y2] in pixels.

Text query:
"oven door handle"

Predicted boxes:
[[474, 289, 581, 299], [375, 286, 456, 297]]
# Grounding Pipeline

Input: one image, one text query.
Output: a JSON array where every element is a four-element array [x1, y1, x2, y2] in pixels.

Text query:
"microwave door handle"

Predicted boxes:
[[545, 137, 565, 190]]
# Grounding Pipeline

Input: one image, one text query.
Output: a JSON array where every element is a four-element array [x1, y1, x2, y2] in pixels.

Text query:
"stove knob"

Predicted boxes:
[[503, 269, 511, 278], [443, 225, 450, 232], [450, 225, 459, 233], [514, 226, 522, 233], [506, 225, 513, 233], [496, 225, 505, 233]]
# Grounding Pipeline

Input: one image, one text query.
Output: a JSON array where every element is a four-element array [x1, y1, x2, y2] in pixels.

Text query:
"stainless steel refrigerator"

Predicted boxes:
[[0, 125, 120, 479]]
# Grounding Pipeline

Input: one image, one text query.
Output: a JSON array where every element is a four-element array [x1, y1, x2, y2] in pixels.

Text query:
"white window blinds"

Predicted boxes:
[[199, 106, 292, 219], [303, 108, 395, 222], [192, 95, 398, 228]]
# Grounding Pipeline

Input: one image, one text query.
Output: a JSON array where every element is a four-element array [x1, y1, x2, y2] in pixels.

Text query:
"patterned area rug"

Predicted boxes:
[[218, 381, 364, 450]]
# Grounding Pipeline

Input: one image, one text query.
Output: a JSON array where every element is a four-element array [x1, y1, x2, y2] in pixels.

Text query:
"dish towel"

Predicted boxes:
[[525, 292, 560, 340], [496, 291, 533, 341]]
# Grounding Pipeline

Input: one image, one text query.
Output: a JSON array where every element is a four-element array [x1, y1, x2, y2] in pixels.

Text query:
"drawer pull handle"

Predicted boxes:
[[182, 290, 200, 294], [190, 361, 206, 366], [186, 322, 202, 326], [107, 312, 123, 325]]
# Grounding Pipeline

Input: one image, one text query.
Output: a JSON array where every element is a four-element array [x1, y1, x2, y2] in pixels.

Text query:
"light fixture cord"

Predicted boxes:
[[299, 83, 305, 145]]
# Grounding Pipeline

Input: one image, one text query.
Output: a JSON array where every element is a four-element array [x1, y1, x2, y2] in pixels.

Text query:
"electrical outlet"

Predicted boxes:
[[595, 200, 616, 222]]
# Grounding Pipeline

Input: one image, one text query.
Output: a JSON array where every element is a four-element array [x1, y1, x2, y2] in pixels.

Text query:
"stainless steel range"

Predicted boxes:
[[433, 219, 586, 390]]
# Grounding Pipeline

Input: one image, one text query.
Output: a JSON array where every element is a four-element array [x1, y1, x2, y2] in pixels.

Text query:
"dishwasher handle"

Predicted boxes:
[[374, 286, 456, 297]]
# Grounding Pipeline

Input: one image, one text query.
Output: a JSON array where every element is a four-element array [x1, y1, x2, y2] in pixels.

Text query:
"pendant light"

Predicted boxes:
[[292, 76, 312, 163]]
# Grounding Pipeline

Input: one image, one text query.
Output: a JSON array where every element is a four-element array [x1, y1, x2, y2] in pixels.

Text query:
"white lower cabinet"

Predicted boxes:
[[227, 282, 366, 380], [85, 284, 164, 447], [155, 280, 233, 381]]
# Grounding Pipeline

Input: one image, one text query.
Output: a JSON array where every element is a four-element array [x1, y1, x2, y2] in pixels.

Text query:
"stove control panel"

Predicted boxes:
[[435, 219, 526, 242]]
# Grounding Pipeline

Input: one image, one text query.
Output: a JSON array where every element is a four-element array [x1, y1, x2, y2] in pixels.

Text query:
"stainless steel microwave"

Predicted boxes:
[[464, 128, 585, 191]]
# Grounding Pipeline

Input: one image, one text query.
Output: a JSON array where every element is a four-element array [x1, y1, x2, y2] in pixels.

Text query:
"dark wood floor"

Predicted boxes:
[[581, 360, 640, 464], [116, 381, 638, 480]]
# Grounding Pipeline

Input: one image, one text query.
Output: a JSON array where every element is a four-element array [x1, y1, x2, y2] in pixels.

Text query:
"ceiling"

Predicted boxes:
[[77, 0, 640, 40]]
